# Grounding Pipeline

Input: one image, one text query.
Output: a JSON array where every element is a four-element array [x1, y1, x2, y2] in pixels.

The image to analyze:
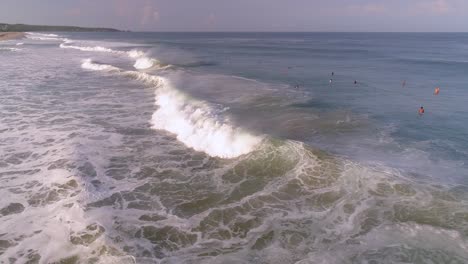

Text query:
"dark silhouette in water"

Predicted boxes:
[[419, 106, 425, 116]]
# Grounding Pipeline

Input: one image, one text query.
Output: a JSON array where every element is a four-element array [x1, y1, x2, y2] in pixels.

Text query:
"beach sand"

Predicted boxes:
[[0, 32, 25, 41]]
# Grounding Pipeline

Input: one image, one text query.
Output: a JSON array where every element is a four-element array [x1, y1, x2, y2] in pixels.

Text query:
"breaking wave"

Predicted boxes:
[[0, 47, 21, 52], [134, 57, 156, 70], [61, 41, 163, 70], [29, 32, 167, 70], [80, 59, 262, 158], [60, 43, 115, 53], [26, 32, 69, 42], [81, 59, 120, 72], [151, 80, 262, 158]]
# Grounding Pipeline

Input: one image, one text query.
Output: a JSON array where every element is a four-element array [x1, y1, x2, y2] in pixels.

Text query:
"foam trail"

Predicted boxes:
[[80, 60, 261, 158]]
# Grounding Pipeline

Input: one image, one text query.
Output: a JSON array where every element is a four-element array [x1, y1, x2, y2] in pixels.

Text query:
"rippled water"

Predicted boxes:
[[0, 32, 467, 264]]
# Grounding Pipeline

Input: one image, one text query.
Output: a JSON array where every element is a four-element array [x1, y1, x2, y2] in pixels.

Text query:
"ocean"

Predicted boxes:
[[0, 32, 467, 263]]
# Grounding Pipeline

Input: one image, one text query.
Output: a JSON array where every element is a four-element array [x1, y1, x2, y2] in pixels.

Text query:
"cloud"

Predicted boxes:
[[66, 8, 81, 17], [207, 13, 216, 26], [114, 0, 133, 17], [346, 3, 387, 15], [408, 0, 453, 15], [141, 1, 160, 25]]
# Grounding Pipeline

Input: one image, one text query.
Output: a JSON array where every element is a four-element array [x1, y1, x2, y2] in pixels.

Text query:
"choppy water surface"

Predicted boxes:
[[0, 32, 467, 264]]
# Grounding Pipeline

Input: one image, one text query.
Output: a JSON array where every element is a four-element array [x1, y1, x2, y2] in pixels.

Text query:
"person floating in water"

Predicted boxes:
[[354, 80, 357, 85], [434, 87, 440, 95], [332, 72, 334, 76], [418, 106, 425, 116], [329, 79, 333, 84], [402, 80, 406, 87]]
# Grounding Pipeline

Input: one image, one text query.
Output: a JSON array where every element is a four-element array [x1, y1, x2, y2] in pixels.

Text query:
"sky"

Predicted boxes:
[[1, 0, 468, 32]]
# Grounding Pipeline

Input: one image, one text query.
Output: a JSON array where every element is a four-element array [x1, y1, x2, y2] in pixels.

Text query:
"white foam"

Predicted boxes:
[[127, 49, 145, 58], [151, 78, 262, 158], [60, 43, 117, 53], [81, 59, 120, 72], [60, 43, 159, 70], [0, 47, 21, 51], [30, 33, 162, 71], [125, 50, 164, 70], [133, 57, 155, 69], [26, 32, 66, 42], [16, 42, 24, 46], [28, 33, 59, 37], [121, 71, 161, 86]]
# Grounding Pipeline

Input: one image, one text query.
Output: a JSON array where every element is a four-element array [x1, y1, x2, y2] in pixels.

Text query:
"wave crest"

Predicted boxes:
[[151, 78, 262, 158], [26, 32, 68, 42], [80, 60, 261, 158], [0, 47, 21, 52], [81, 59, 120, 72], [134, 57, 155, 70], [60, 43, 116, 53]]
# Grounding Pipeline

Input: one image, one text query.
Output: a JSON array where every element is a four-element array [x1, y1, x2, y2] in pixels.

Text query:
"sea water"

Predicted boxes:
[[0, 32, 467, 263]]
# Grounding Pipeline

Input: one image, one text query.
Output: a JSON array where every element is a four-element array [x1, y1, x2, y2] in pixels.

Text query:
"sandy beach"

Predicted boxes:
[[0, 32, 25, 41]]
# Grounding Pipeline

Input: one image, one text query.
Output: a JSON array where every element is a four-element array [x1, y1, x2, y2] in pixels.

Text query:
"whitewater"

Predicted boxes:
[[0, 32, 467, 264]]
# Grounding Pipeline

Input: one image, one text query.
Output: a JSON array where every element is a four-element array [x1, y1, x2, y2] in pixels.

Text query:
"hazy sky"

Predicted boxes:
[[1, 0, 468, 32]]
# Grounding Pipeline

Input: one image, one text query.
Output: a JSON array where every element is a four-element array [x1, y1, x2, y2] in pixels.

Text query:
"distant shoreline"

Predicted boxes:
[[0, 32, 25, 41], [0, 23, 120, 33]]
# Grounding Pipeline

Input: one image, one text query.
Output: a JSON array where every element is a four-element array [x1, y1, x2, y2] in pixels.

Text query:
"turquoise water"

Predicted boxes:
[[0, 32, 467, 263]]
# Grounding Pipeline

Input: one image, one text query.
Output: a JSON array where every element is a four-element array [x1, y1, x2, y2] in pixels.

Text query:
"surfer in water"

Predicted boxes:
[[418, 106, 425, 116]]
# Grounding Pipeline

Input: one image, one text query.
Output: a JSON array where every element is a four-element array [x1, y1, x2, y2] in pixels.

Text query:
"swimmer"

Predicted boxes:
[[434, 87, 440, 95], [418, 106, 425, 116]]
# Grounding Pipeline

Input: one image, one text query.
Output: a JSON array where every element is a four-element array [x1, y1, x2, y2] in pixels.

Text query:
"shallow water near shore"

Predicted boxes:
[[0, 32, 467, 263]]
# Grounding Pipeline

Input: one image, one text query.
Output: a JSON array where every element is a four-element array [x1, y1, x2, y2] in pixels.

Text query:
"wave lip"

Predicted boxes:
[[151, 78, 262, 158]]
